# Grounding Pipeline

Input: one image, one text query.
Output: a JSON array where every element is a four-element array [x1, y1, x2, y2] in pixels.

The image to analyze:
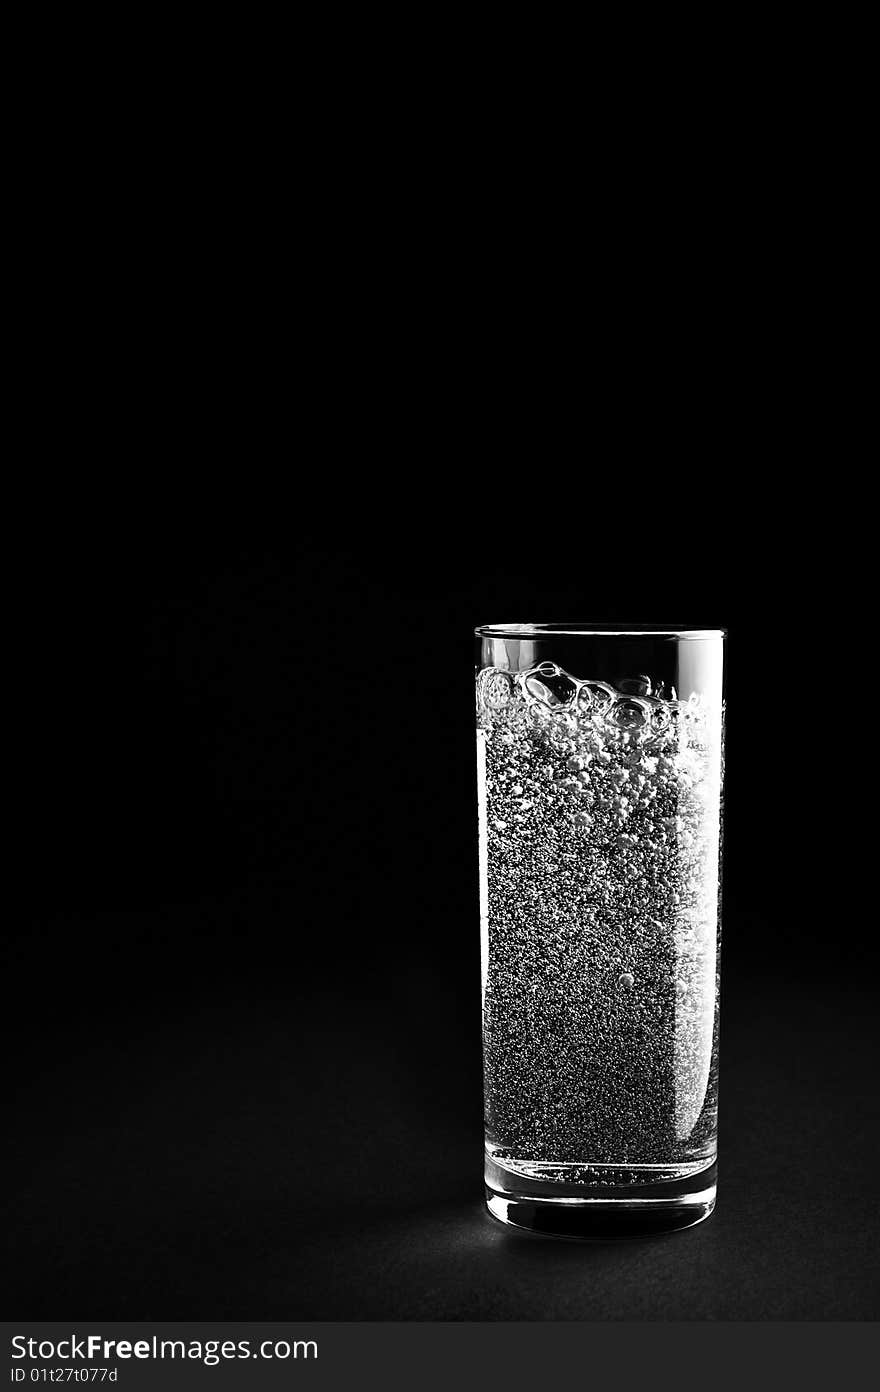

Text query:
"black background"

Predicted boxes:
[[5, 502, 876, 1319]]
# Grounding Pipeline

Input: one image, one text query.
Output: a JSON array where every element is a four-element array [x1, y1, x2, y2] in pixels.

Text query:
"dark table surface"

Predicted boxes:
[[5, 892, 878, 1321]]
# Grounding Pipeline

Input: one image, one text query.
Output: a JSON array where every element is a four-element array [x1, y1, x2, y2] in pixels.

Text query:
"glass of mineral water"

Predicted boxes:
[[476, 624, 726, 1238]]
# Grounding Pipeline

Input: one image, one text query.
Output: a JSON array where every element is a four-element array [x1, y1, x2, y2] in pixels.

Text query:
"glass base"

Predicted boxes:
[[485, 1156, 717, 1240]]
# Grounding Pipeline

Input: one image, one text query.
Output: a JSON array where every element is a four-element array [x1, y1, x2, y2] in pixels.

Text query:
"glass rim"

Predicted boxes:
[[475, 623, 727, 639]]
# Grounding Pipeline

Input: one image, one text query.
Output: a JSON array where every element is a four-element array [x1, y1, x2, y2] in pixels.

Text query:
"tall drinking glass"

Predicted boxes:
[[476, 625, 726, 1237]]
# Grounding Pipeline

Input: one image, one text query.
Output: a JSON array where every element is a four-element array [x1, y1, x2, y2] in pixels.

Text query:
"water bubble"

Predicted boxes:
[[650, 705, 671, 733], [611, 697, 649, 731], [525, 676, 559, 705], [527, 667, 578, 707], [482, 670, 512, 709], [548, 712, 576, 746], [583, 681, 615, 712], [619, 675, 652, 697], [618, 971, 635, 990], [529, 703, 551, 732]]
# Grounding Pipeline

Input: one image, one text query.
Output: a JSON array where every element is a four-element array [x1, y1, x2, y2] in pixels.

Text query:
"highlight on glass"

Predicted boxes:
[[476, 625, 726, 1238]]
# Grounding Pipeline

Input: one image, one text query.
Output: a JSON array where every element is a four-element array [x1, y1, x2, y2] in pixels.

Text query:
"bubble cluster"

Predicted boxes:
[[477, 662, 724, 1179]]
